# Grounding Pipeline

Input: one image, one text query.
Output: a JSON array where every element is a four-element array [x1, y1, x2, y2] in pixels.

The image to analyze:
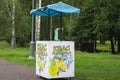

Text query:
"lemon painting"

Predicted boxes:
[[36, 41, 74, 79], [49, 59, 58, 76], [49, 45, 73, 77], [36, 43, 47, 73]]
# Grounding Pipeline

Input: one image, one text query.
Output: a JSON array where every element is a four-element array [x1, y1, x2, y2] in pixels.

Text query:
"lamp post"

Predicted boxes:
[[29, 0, 35, 59]]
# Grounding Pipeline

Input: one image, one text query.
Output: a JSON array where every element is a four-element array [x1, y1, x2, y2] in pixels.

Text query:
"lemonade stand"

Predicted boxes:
[[36, 41, 74, 79], [30, 1, 80, 79]]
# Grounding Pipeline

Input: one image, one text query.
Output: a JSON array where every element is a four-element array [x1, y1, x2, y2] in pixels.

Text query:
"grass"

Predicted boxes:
[[97, 41, 118, 52], [0, 41, 120, 80], [0, 41, 35, 67], [75, 51, 120, 80]]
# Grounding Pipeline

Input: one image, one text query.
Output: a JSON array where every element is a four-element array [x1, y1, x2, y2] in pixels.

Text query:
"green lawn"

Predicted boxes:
[[75, 51, 120, 80], [0, 41, 120, 80], [96, 41, 118, 52], [0, 41, 35, 67]]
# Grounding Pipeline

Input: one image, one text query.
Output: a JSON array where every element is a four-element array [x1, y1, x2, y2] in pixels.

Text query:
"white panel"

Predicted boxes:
[[36, 41, 74, 79]]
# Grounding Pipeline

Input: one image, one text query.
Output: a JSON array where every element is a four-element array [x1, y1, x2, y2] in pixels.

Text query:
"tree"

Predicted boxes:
[[35, 0, 42, 41], [72, 0, 120, 53], [11, 0, 16, 48], [73, 0, 95, 43], [107, 0, 120, 54], [0, 1, 11, 41], [15, 0, 31, 47], [0, 0, 15, 44]]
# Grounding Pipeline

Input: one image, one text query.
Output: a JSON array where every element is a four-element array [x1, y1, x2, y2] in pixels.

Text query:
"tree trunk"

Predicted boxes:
[[118, 33, 120, 53], [11, 0, 16, 48], [110, 35, 115, 54], [94, 34, 97, 51], [35, 0, 41, 41], [100, 34, 105, 44]]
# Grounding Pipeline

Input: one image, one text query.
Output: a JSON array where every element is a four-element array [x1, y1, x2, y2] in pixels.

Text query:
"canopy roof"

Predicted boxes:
[[30, 1, 80, 16]]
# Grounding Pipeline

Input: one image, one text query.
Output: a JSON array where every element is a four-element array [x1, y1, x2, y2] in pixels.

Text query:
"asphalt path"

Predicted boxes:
[[0, 59, 85, 80], [0, 59, 40, 80]]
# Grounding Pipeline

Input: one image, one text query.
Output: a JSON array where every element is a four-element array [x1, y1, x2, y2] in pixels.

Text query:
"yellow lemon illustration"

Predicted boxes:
[[49, 59, 58, 76], [61, 63, 67, 72], [58, 60, 67, 72], [39, 59, 44, 71], [58, 60, 63, 69]]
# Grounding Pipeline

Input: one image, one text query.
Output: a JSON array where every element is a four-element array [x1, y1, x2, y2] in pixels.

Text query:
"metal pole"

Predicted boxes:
[[59, 13, 63, 41], [50, 16, 53, 40], [29, 0, 35, 59], [48, 14, 50, 40]]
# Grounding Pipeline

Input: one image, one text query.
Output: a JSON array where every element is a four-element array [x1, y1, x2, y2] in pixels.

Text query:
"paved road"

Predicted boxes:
[[0, 59, 40, 80], [0, 59, 85, 80]]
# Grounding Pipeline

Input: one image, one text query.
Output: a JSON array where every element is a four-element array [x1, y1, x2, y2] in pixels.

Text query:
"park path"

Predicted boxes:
[[0, 59, 85, 80], [0, 59, 40, 80]]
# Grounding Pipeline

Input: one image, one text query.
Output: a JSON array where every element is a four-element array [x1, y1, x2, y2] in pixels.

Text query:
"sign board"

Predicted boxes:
[[36, 41, 74, 79]]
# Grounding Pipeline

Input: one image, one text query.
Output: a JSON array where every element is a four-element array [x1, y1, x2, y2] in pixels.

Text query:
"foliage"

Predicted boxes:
[[0, 0, 120, 49], [0, 0, 12, 41], [15, 0, 31, 46], [0, 0, 82, 46], [72, 0, 96, 46], [72, 0, 120, 52], [0, 0, 31, 46]]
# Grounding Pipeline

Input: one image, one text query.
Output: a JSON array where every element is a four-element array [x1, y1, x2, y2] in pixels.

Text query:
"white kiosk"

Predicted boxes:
[[30, 2, 80, 79], [36, 41, 74, 79]]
